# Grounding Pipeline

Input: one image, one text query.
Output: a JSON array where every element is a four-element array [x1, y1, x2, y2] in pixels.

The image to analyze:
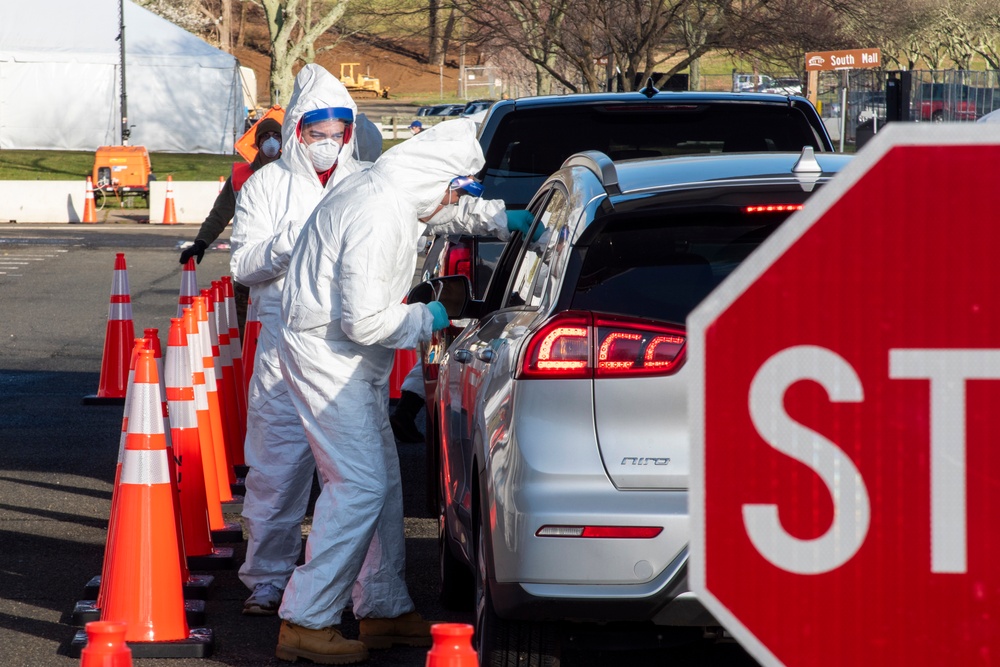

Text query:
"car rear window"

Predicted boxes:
[[570, 210, 793, 325], [482, 104, 822, 208]]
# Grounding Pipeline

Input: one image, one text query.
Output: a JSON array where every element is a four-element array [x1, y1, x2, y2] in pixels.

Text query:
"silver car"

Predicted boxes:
[[415, 148, 852, 664]]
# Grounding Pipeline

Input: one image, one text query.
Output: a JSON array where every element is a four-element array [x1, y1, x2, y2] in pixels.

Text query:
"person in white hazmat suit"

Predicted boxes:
[[273, 118, 533, 663], [230, 63, 381, 618]]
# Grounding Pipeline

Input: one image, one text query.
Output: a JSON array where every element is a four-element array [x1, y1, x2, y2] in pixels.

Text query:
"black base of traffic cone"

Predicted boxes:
[[221, 493, 245, 514], [69, 626, 214, 659], [81, 395, 126, 406], [231, 476, 246, 496], [187, 546, 236, 570], [72, 598, 206, 626], [84, 573, 214, 600], [211, 519, 244, 543]]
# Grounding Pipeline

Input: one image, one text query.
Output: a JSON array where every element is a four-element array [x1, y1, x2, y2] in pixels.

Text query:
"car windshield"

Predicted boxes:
[[482, 104, 823, 208], [571, 209, 796, 325]]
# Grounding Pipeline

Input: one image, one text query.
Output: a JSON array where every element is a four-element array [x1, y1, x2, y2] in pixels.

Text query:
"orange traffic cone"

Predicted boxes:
[[184, 307, 225, 526], [83, 176, 98, 224], [96, 348, 213, 657], [79, 621, 132, 667], [195, 293, 235, 498], [218, 175, 225, 193], [94, 338, 145, 614], [177, 258, 198, 318], [184, 306, 242, 543], [211, 280, 244, 478], [76, 338, 210, 626], [221, 276, 247, 447], [390, 348, 418, 400], [163, 175, 178, 225], [165, 317, 235, 570], [241, 295, 260, 399], [425, 624, 478, 667], [84, 253, 135, 405], [145, 328, 191, 585]]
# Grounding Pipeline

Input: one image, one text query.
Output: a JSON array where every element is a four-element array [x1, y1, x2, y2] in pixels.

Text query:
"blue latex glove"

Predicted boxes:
[[427, 301, 450, 331], [505, 209, 534, 236]]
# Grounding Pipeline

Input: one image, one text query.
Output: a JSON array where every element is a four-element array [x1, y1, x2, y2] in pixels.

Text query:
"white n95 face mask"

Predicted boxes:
[[260, 137, 281, 158], [306, 139, 340, 171], [426, 203, 459, 226]]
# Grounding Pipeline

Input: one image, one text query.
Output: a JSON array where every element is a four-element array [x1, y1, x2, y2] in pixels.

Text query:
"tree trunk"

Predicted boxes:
[[689, 56, 700, 91], [428, 0, 442, 65], [220, 0, 232, 52], [236, 1, 246, 48], [441, 10, 456, 63]]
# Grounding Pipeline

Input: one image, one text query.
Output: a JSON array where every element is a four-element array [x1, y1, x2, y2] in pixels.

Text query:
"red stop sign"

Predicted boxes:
[[689, 126, 1000, 667]]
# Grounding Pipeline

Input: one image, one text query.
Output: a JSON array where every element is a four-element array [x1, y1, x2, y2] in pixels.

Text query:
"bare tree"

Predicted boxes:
[[259, 0, 353, 104], [459, 0, 572, 95], [959, 0, 1000, 70]]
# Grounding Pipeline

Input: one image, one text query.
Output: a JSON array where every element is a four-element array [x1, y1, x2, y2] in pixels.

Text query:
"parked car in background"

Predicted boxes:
[[917, 82, 976, 122], [762, 77, 803, 95], [412, 147, 853, 664], [853, 91, 887, 125], [733, 73, 774, 92], [417, 88, 835, 513], [427, 103, 466, 117], [461, 99, 496, 116]]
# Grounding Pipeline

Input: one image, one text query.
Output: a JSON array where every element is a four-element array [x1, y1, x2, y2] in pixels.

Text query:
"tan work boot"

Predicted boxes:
[[358, 611, 433, 649], [275, 620, 369, 665]]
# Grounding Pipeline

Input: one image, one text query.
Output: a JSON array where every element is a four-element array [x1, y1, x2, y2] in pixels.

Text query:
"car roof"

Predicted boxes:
[[501, 90, 809, 109], [543, 149, 852, 219], [610, 151, 852, 195]]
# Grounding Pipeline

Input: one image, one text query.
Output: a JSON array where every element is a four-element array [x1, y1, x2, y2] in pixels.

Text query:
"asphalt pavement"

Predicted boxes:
[[0, 222, 466, 667]]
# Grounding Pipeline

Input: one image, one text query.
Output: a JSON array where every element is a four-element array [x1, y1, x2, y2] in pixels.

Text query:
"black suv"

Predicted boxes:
[[478, 89, 833, 210], [418, 86, 834, 507]]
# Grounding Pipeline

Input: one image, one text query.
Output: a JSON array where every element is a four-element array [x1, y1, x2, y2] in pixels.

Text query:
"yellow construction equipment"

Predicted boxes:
[[339, 63, 383, 99]]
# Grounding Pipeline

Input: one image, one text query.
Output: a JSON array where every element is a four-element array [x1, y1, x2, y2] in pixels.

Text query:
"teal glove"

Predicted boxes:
[[505, 209, 534, 236], [427, 301, 450, 331]]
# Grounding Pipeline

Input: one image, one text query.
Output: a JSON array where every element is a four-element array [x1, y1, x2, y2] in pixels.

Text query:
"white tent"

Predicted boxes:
[[0, 0, 243, 154]]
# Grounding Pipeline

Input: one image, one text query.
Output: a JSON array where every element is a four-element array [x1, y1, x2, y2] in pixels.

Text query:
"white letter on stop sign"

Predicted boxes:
[[746, 346, 870, 574], [890, 349, 1000, 574]]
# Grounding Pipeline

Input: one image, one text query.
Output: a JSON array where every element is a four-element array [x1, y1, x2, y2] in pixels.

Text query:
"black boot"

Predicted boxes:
[[390, 390, 425, 443]]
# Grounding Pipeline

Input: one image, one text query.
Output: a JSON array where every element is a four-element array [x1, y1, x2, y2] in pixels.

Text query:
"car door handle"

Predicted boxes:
[[476, 348, 495, 363], [453, 348, 472, 364]]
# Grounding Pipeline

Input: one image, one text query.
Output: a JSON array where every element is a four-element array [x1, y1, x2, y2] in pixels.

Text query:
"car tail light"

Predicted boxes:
[[743, 204, 803, 213], [536, 525, 663, 538], [443, 242, 472, 281], [518, 311, 685, 379]]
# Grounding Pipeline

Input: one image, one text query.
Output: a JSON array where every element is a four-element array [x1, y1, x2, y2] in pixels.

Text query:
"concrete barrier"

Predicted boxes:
[[0, 180, 224, 224], [149, 180, 223, 224], [0, 181, 89, 223]]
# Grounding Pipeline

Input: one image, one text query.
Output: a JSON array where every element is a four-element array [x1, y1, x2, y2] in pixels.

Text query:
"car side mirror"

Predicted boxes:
[[406, 275, 481, 320]]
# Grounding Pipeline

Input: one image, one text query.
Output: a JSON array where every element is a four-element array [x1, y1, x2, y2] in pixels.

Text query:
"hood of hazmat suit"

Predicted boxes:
[[353, 113, 384, 163]]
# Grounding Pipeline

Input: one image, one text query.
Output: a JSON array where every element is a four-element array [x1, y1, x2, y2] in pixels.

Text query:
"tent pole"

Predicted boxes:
[[117, 0, 130, 145]]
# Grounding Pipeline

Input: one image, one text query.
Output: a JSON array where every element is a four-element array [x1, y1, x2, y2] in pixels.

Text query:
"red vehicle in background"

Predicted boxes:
[[918, 82, 977, 122]]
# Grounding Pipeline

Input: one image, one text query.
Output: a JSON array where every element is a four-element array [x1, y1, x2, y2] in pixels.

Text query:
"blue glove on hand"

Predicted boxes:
[[505, 209, 534, 236], [427, 301, 450, 332]]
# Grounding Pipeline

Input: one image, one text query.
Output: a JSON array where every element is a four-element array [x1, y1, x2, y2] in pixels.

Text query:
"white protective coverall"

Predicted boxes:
[[230, 63, 377, 593], [277, 118, 509, 627]]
